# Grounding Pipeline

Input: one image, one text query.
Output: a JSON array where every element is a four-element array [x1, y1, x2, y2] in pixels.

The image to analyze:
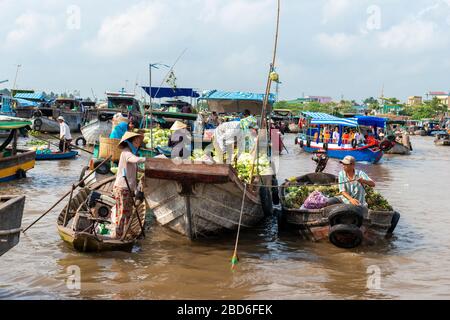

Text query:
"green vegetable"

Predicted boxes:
[[365, 187, 393, 211]]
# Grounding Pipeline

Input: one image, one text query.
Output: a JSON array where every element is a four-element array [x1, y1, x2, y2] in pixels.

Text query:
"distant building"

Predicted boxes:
[[288, 95, 333, 104], [407, 96, 423, 106], [426, 91, 450, 110]]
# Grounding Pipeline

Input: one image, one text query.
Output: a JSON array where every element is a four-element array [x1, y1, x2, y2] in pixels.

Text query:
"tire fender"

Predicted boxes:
[[328, 204, 364, 227], [329, 224, 363, 249]]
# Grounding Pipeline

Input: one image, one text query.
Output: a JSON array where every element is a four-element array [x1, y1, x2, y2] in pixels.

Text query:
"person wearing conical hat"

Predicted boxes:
[[169, 120, 190, 158], [113, 131, 146, 239]]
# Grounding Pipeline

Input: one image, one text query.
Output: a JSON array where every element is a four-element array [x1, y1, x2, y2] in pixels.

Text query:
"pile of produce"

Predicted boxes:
[[283, 184, 393, 211], [27, 140, 51, 152], [284, 185, 339, 209], [365, 187, 393, 211], [139, 128, 171, 148], [232, 153, 271, 183], [28, 130, 41, 137]]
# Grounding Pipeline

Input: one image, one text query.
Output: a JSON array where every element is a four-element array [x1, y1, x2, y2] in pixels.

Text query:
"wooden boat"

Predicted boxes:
[[0, 195, 25, 257], [384, 135, 412, 155], [279, 173, 400, 248], [80, 119, 112, 145], [32, 98, 84, 133], [144, 158, 274, 240], [0, 116, 36, 182], [57, 176, 146, 252], [35, 150, 78, 161], [434, 133, 450, 146]]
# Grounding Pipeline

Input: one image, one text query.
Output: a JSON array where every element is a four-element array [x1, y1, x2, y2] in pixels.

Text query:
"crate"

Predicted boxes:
[[99, 136, 121, 161]]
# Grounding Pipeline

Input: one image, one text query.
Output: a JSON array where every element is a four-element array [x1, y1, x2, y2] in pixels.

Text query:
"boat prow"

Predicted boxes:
[[0, 195, 25, 257]]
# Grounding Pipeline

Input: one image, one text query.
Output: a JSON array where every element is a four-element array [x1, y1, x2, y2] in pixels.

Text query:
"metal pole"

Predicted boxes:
[[12, 64, 21, 92], [149, 64, 153, 146]]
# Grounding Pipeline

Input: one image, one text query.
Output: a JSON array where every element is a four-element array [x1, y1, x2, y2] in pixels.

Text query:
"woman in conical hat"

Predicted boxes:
[[112, 131, 146, 239]]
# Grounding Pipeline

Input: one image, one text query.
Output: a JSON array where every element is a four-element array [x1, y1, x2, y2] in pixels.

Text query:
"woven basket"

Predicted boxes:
[[99, 136, 121, 161]]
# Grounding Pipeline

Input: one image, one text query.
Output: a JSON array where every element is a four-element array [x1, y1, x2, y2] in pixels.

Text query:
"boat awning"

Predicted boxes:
[[0, 115, 32, 129], [14, 98, 39, 108], [13, 92, 46, 102], [200, 90, 276, 104], [142, 87, 200, 98], [354, 115, 386, 128], [302, 112, 358, 127]]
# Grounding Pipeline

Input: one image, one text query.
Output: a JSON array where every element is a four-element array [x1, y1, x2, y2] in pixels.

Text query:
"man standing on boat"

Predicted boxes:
[[328, 156, 376, 206], [57, 116, 72, 153]]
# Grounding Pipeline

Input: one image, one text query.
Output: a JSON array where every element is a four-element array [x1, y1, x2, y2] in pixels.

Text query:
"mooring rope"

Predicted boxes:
[[231, 183, 247, 270]]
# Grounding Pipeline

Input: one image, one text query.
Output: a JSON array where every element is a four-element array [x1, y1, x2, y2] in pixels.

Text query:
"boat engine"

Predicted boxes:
[[87, 191, 115, 218], [312, 150, 329, 173]]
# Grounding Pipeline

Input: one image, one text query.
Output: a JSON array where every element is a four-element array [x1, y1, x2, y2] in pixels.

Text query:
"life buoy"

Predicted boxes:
[[351, 139, 357, 149], [323, 142, 328, 151], [380, 140, 393, 152], [329, 224, 363, 249], [328, 204, 364, 227], [75, 137, 87, 146], [387, 211, 401, 234], [299, 139, 304, 148]]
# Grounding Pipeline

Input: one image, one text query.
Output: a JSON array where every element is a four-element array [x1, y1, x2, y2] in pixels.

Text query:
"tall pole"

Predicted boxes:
[[13, 64, 21, 92], [149, 64, 153, 145]]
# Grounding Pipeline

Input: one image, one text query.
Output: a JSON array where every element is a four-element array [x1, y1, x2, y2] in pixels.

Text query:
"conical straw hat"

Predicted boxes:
[[118, 131, 143, 148], [170, 120, 187, 131]]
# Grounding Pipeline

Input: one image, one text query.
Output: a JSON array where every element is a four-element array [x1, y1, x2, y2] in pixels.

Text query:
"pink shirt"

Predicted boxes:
[[113, 147, 146, 191]]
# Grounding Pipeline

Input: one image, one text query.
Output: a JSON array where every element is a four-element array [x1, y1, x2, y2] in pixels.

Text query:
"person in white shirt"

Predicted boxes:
[[332, 127, 340, 144], [354, 131, 365, 145], [58, 116, 72, 152]]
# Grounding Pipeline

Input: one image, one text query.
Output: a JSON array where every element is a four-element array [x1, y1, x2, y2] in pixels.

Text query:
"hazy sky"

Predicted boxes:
[[1, 0, 450, 102]]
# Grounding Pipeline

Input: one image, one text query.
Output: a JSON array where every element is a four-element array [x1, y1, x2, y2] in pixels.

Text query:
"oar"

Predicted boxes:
[[121, 168, 146, 239], [22, 156, 112, 233], [44, 133, 94, 155]]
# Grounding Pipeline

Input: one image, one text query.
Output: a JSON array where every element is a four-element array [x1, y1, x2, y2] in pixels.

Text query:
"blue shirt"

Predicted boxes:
[[338, 169, 372, 205], [110, 122, 128, 139]]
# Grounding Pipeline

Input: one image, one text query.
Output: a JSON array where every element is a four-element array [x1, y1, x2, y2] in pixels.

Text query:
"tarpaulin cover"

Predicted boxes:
[[200, 90, 276, 104], [353, 115, 386, 128], [142, 87, 200, 98], [302, 112, 358, 127], [13, 92, 46, 101]]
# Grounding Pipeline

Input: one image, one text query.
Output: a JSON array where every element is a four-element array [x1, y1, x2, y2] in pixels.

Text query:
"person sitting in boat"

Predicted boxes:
[[332, 127, 340, 144], [328, 155, 376, 207], [113, 132, 146, 239], [57, 116, 72, 152], [342, 129, 350, 145], [323, 127, 331, 143], [354, 130, 365, 146]]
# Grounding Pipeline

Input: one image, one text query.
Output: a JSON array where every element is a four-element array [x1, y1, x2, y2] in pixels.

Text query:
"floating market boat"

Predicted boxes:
[[0, 116, 36, 182], [434, 133, 450, 146], [31, 98, 84, 133], [0, 195, 25, 257], [57, 176, 146, 252], [35, 150, 78, 161], [279, 172, 400, 248], [144, 158, 274, 240], [296, 113, 385, 163]]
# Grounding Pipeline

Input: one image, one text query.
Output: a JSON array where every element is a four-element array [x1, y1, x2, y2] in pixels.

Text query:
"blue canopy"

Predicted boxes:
[[142, 86, 200, 98], [13, 92, 46, 101], [200, 90, 276, 104], [353, 115, 386, 128], [14, 98, 39, 107], [302, 112, 358, 127]]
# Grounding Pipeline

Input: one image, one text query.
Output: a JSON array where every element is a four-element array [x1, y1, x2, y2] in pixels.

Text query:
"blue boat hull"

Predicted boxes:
[[35, 151, 78, 161], [302, 145, 383, 163]]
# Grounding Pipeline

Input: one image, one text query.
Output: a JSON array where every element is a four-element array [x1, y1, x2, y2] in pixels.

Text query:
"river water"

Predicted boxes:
[[0, 134, 449, 299]]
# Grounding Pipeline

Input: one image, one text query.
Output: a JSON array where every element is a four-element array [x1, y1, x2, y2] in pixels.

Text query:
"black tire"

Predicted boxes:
[[99, 113, 108, 121], [76, 137, 87, 146], [328, 204, 364, 227], [329, 224, 363, 249], [33, 110, 42, 118], [259, 187, 273, 217], [306, 139, 311, 148], [271, 176, 280, 205], [78, 166, 89, 187], [323, 142, 328, 151], [351, 139, 357, 148], [299, 139, 304, 148], [294, 137, 298, 145], [33, 118, 43, 131], [387, 211, 400, 234], [94, 160, 111, 175]]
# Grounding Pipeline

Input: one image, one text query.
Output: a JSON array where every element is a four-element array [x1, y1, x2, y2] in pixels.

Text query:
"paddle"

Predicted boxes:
[[120, 168, 146, 239], [22, 156, 112, 233], [46, 133, 94, 155]]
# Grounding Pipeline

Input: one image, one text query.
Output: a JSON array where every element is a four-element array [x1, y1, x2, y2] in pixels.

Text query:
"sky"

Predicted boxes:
[[1, 0, 450, 102]]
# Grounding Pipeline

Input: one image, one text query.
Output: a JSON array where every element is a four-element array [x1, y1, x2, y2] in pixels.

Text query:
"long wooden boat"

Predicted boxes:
[[0, 195, 25, 257], [35, 150, 78, 161], [144, 158, 274, 240], [57, 176, 146, 252], [384, 141, 411, 155], [0, 116, 36, 182], [434, 133, 450, 146], [279, 173, 400, 248]]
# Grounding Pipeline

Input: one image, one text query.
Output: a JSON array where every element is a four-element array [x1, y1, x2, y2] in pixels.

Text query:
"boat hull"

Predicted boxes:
[[385, 142, 411, 155], [301, 142, 383, 163], [32, 112, 82, 133], [0, 150, 36, 182], [35, 150, 78, 160], [144, 158, 270, 239], [0, 195, 25, 257], [80, 119, 112, 145]]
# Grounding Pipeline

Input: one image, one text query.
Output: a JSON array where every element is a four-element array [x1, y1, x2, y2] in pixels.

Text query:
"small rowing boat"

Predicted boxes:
[[35, 150, 78, 161], [57, 176, 146, 252], [0, 195, 25, 257]]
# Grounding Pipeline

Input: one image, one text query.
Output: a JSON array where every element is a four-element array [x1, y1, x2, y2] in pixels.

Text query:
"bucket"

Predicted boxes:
[[99, 136, 121, 161]]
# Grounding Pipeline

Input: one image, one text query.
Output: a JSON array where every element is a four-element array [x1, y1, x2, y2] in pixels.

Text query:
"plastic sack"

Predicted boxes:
[[303, 190, 328, 209]]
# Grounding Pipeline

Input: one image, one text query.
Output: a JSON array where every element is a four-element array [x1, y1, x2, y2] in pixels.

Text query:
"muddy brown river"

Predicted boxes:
[[1, 134, 449, 299]]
